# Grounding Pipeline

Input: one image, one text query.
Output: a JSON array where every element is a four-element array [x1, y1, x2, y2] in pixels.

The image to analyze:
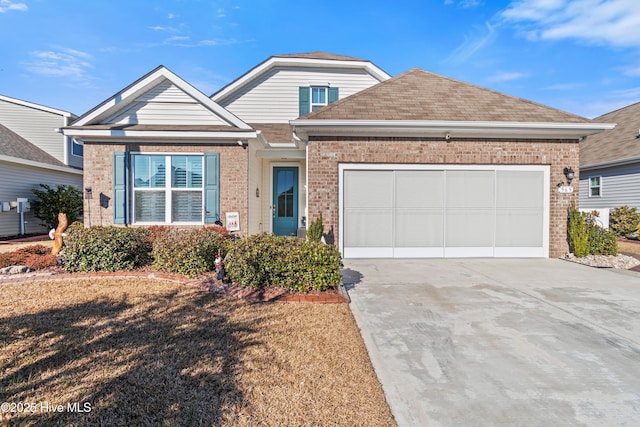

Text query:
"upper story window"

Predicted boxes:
[[589, 176, 601, 197], [311, 87, 328, 111], [298, 86, 339, 116]]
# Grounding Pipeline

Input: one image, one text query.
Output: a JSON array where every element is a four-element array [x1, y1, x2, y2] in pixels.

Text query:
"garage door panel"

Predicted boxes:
[[396, 171, 444, 208], [445, 209, 495, 247], [344, 209, 393, 247], [395, 209, 444, 247], [495, 210, 543, 247], [344, 170, 393, 208], [497, 171, 544, 208], [446, 171, 494, 208]]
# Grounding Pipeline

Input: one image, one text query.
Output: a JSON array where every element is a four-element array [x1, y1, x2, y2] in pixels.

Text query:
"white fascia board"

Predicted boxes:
[[581, 155, 640, 171], [0, 155, 83, 175], [290, 120, 616, 139], [73, 67, 251, 130], [212, 57, 391, 103], [0, 95, 74, 117], [62, 128, 257, 140]]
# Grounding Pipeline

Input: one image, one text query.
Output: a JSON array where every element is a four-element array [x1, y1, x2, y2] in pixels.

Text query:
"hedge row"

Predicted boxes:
[[224, 233, 343, 292], [60, 225, 343, 290]]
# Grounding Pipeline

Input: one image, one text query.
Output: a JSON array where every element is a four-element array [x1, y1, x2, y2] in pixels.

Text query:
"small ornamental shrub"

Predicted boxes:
[[152, 228, 228, 278], [587, 224, 618, 256], [31, 184, 83, 230], [225, 233, 343, 292], [0, 244, 57, 270], [306, 213, 324, 243], [568, 204, 618, 257], [568, 204, 589, 257], [61, 224, 152, 272], [609, 205, 640, 237]]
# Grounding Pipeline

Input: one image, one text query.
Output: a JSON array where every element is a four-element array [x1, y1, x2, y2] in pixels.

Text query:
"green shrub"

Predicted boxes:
[[31, 184, 83, 230], [587, 224, 618, 256], [152, 228, 228, 278], [306, 213, 324, 243], [610, 205, 640, 237], [61, 224, 152, 272], [568, 204, 618, 257], [568, 204, 589, 257], [225, 233, 343, 292]]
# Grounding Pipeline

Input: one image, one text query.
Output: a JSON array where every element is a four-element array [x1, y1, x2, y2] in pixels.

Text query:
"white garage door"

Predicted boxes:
[[340, 164, 549, 258]]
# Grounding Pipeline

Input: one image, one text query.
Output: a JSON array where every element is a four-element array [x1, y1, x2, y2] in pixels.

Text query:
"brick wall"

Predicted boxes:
[[83, 142, 248, 233], [307, 137, 580, 258]]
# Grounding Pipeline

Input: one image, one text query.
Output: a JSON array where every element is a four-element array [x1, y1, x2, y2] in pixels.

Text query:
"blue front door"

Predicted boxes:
[[272, 166, 298, 236]]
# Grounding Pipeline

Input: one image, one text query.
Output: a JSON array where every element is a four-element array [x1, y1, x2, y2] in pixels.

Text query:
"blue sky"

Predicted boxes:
[[1, 0, 639, 119]]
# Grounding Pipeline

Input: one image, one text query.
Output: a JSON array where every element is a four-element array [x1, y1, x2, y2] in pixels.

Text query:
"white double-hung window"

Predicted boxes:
[[589, 176, 601, 197], [311, 87, 328, 111], [133, 154, 204, 223]]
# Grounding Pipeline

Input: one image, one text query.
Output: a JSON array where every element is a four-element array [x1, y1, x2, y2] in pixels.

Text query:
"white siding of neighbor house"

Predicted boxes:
[[0, 98, 71, 165], [0, 160, 83, 237], [579, 163, 640, 210], [105, 81, 229, 126], [247, 140, 263, 234], [217, 67, 383, 123]]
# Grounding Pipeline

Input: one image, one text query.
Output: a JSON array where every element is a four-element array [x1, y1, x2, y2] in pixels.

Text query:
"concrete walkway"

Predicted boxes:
[[343, 259, 640, 427]]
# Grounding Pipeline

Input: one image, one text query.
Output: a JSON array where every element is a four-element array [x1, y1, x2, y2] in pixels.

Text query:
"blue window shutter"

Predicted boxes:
[[113, 152, 129, 224], [204, 152, 220, 224], [299, 86, 310, 116], [328, 87, 339, 104]]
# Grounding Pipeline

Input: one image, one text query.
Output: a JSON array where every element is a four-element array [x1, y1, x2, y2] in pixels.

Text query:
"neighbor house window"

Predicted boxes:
[[72, 139, 83, 156], [132, 154, 204, 223], [589, 176, 601, 197]]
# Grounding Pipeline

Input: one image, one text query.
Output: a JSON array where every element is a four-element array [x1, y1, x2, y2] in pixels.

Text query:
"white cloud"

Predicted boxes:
[[621, 62, 640, 76], [544, 82, 584, 90], [23, 48, 93, 80], [0, 0, 27, 13], [216, 7, 225, 18], [502, 0, 640, 47], [446, 22, 497, 64], [487, 71, 530, 82], [444, 0, 482, 7]]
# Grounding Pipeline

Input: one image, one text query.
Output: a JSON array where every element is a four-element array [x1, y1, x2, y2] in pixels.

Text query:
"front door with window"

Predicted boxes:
[[272, 167, 298, 236]]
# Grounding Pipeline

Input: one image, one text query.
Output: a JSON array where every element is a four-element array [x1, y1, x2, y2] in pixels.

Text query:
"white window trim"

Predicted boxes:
[[310, 86, 328, 112], [131, 153, 205, 225], [71, 139, 84, 157], [589, 176, 602, 198]]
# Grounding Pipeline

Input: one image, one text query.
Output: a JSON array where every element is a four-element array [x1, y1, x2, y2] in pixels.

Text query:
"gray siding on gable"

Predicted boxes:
[[0, 98, 69, 165], [219, 67, 382, 123], [0, 160, 83, 237], [579, 163, 640, 210]]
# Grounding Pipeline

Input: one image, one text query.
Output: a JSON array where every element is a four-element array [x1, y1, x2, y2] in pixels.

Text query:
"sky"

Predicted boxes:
[[1, 0, 639, 119]]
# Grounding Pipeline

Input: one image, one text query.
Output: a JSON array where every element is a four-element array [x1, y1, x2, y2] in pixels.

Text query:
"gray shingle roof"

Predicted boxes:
[[0, 124, 66, 167], [581, 102, 640, 167], [303, 68, 591, 123]]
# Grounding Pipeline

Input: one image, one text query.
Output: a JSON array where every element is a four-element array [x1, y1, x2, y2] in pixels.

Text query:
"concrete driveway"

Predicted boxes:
[[343, 259, 640, 427]]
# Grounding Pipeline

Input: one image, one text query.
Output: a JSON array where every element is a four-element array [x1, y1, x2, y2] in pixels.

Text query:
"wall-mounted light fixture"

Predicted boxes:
[[256, 187, 260, 198], [563, 167, 575, 185], [557, 167, 575, 189]]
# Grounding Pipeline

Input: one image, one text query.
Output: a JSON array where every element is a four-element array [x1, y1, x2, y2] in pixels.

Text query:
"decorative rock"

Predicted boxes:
[[0, 265, 32, 275], [562, 254, 640, 269], [626, 231, 639, 241]]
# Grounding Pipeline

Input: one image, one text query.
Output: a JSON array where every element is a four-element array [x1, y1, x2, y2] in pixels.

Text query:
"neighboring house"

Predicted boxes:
[[0, 96, 83, 237], [62, 52, 613, 258], [580, 102, 640, 214]]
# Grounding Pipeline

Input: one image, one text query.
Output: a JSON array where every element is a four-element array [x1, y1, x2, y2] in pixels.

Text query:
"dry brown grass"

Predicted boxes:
[[0, 278, 395, 426]]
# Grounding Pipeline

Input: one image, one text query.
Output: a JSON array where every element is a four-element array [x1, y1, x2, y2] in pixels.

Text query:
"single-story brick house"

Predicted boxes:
[[62, 52, 613, 258]]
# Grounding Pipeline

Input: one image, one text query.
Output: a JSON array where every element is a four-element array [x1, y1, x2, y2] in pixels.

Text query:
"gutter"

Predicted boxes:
[[289, 119, 616, 140]]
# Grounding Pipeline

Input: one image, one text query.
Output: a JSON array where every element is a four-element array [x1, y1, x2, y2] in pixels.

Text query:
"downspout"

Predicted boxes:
[[62, 116, 70, 166], [291, 127, 309, 225]]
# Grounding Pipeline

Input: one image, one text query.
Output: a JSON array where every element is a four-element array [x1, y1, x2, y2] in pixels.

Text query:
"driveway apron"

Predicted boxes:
[[343, 259, 640, 427]]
